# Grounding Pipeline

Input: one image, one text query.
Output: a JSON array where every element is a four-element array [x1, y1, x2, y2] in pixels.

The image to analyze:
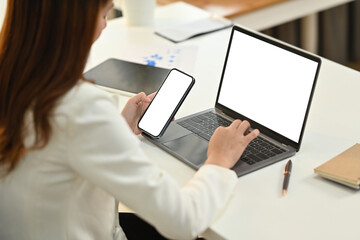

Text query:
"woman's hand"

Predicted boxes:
[[205, 120, 260, 169], [121, 92, 155, 135]]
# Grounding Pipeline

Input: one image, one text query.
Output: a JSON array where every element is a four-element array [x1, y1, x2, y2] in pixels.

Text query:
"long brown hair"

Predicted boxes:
[[0, 0, 109, 174]]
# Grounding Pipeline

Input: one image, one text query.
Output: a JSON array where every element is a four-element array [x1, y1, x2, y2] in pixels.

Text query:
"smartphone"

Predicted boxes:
[[138, 68, 195, 138]]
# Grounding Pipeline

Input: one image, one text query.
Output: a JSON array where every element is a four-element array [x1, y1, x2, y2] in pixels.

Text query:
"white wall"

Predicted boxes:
[[113, 0, 123, 9], [0, 0, 6, 30]]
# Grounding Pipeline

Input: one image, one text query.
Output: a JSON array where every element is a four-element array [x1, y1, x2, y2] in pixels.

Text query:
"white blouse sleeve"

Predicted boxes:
[[66, 86, 238, 239]]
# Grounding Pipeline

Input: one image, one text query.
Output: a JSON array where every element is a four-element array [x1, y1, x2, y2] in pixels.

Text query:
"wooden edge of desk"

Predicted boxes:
[[157, 0, 290, 18]]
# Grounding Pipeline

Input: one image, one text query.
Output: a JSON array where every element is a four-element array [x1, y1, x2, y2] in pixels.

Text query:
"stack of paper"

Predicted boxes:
[[155, 15, 232, 43]]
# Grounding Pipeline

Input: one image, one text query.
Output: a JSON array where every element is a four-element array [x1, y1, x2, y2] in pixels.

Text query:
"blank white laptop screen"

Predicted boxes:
[[218, 30, 319, 143]]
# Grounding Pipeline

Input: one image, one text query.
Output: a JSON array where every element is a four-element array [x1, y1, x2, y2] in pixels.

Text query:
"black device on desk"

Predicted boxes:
[[84, 58, 170, 95]]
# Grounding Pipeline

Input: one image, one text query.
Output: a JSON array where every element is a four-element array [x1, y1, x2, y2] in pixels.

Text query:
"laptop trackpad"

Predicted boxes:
[[163, 134, 208, 167]]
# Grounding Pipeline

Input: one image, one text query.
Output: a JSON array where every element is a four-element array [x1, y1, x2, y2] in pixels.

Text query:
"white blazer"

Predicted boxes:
[[0, 82, 238, 240]]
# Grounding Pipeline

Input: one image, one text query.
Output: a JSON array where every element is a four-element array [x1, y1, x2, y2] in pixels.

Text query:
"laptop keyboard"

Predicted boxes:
[[178, 112, 231, 141], [177, 112, 286, 165]]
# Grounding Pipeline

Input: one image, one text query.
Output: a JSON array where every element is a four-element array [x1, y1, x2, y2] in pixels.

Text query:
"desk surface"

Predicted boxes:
[[87, 3, 360, 240]]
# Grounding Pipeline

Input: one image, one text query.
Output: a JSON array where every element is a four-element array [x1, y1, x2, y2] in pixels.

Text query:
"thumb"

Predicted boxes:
[[132, 92, 150, 104]]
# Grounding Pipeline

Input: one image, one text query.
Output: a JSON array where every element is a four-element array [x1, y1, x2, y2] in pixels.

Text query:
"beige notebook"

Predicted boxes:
[[314, 144, 360, 189]]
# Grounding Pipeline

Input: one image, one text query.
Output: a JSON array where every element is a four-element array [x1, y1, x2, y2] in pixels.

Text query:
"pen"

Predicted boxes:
[[282, 160, 292, 196]]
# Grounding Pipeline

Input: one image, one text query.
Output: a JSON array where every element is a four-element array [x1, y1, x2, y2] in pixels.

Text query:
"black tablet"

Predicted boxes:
[[84, 58, 170, 95]]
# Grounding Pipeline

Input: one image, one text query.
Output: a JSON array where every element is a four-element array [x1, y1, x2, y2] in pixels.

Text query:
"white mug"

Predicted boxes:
[[122, 0, 156, 27]]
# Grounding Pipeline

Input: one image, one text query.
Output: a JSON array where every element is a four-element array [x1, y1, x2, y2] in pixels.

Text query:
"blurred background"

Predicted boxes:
[[111, 0, 360, 71], [1, 0, 359, 71]]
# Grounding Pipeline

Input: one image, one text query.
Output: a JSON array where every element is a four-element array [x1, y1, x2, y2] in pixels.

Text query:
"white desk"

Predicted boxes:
[[87, 3, 360, 240]]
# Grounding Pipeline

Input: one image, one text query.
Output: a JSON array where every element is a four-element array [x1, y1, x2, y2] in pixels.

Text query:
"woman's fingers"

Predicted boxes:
[[236, 120, 250, 134], [229, 119, 242, 129], [246, 129, 260, 141], [147, 92, 156, 100]]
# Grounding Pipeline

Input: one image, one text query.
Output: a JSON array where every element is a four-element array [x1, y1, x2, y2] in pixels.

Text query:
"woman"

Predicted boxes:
[[0, 0, 259, 239]]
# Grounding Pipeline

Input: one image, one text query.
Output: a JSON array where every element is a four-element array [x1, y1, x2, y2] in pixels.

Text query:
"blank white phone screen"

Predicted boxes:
[[138, 69, 193, 137]]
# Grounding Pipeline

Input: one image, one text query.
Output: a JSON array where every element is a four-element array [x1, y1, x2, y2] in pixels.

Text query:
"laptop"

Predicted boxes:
[[145, 25, 321, 177]]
